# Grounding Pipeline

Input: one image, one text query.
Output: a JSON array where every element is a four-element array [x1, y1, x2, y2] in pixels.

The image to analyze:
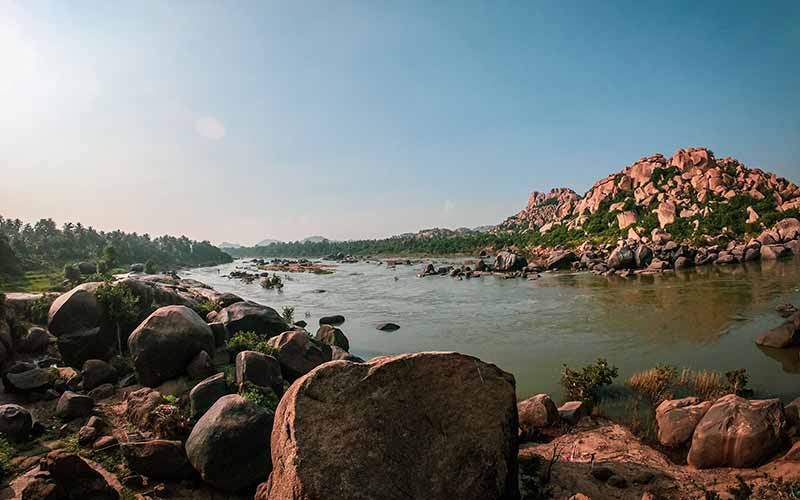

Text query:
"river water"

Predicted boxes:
[[185, 257, 800, 402]]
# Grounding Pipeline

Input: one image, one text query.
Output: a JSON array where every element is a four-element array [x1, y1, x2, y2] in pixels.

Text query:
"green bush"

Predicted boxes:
[[225, 331, 279, 357], [95, 282, 140, 354], [144, 259, 158, 274], [30, 294, 55, 325], [281, 306, 295, 325], [560, 358, 618, 406], [260, 274, 284, 289], [239, 382, 280, 411], [63, 264, 81, 283], [0, 435, 16, 480], [649, 166, 679, 187]]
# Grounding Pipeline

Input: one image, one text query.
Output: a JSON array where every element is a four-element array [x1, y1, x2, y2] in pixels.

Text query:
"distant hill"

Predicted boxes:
[[219, 242, 243, 249], [256, 239, 282, 246], [303, 236, 328, 243]]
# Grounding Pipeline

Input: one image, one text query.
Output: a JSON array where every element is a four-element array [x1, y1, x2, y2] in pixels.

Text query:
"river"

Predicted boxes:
[[184, 257, 800, 402]]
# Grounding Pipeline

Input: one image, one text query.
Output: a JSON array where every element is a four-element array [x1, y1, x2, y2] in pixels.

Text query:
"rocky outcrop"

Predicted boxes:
[[128, 305, 215, 387], [655, 397, 713, 447], [687, 395, 786, 468], [186, 394, 274, 492], [216, 301, 289, 338], [258, 352, 519, 500]]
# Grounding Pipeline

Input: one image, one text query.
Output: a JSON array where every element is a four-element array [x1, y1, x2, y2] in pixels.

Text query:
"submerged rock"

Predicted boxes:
[[258, 352, 518, 500]]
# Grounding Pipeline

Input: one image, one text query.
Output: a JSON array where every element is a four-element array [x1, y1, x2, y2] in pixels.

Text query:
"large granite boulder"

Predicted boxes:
[[216, 301, 289, 338], [655, 397, 713, 447], [56, 391, 94, 420], [47, 283, 101, 337], [186, 394, 274, 492], [266, 330, 332, 381], [257, 352, 519, 500], [128, 305, 215, 387], [687, 395, 786, 468], [81, 359, 117, 391]]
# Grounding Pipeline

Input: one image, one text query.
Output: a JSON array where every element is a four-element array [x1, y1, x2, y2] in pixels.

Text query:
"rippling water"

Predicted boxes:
[[185, 257, 800, 401]]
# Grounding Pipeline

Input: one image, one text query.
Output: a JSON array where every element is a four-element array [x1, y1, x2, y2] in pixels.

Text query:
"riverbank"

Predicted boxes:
[[1, 273, 798, 499]]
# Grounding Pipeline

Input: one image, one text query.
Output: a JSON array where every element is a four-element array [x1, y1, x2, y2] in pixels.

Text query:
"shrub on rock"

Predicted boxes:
[[128, 305, 215, 387], [258, 352, 519, 500], [186, 394, 274, 492]]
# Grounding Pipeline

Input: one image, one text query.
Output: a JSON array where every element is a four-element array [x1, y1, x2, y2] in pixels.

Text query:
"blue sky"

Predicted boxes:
[[2, 0, 799, 244]]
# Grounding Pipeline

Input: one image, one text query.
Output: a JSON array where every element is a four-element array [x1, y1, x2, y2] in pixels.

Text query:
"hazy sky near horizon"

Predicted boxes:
[[2, 1, 799, 245]]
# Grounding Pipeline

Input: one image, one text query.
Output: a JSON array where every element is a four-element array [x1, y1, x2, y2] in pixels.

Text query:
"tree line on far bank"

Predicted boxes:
[[0, 215, 232, 277]]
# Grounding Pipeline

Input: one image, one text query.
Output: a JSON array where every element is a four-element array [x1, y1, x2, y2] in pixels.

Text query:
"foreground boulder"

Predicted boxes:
[[189, 373, 228, 420], [186, 394, 274, 492], [216, 301, 289, 338], [128, 305, 215, 386], [267, 330, 332, 381], [687, 395, 785, 468], [56, 391, 94, 420], [235, 350, 283, 395], [258, 352, 519, 500], [655, 397, 712, 447]]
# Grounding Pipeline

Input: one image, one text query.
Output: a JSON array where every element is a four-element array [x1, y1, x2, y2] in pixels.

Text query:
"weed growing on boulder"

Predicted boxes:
[[225, 331, 279, 357], [96, 282, 139, 355], [239, 382, 279, 411]]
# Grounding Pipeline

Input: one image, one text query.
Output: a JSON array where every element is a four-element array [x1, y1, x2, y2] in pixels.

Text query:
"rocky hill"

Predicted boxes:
[[497, 148, 800, 244]]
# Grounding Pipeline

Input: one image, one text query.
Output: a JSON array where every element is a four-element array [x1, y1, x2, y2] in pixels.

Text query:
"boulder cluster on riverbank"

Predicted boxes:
[[0, 274, 799, 499]]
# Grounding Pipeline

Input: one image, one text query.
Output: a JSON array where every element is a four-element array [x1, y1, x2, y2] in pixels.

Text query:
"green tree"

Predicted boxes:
[[95, 282, 140, 355], [144, 259, 157, 274]]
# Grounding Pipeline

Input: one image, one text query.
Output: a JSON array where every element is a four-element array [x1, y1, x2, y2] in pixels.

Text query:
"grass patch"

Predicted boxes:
[[0, 270, 63, 293], [0, 435, 16, 480]]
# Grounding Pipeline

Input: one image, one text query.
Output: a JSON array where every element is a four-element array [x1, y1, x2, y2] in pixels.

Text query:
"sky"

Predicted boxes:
[[1, 0, 799, 245]]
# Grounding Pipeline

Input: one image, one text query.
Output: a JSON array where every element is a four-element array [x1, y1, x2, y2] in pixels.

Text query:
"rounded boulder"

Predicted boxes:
[[258, 352, 519, 500], [128, 305, 215, 387]]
